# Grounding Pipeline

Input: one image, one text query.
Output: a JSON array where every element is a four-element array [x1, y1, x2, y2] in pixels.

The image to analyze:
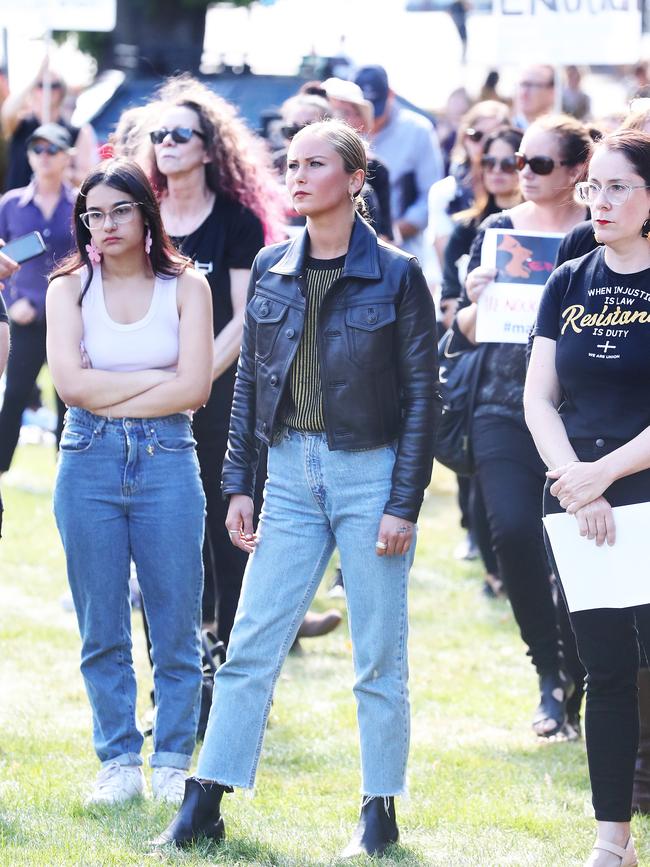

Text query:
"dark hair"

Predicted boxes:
[[456, 126, 523, 226], [148, 75, 284, 243], [530, 114, 593, 168], [593, 128, 650, 186], [50, 158, 189, 302]]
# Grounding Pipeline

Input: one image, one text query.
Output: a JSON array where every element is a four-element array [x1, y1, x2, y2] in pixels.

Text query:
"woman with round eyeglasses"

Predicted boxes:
[[525, 128, 650, 867], [456, 115, 593, 741], [46, 158, 213, 805]]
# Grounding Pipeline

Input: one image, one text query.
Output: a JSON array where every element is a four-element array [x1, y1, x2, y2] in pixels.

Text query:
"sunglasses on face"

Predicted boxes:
[[465, 128, 484, 143], [149, 127, 206, 145], [35, 81, 63, 90], [514, 152, 570, 175], [29, 142, 63, 155], [281, 123, 308, 140], [480, 155, 518, 174]]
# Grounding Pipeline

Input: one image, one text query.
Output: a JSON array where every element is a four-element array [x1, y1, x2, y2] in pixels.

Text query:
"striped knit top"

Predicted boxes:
[[282, 255, 345, 432]]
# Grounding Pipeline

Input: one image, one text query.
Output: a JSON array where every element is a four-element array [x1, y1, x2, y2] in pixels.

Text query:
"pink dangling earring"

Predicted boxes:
[[144, 227, 152, 256], [85, 239, 102, 264]]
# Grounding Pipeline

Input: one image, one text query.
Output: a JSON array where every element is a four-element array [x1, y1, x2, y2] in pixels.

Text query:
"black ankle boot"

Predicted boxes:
[[150, 777, 232, 848], [341, 796, 399, 859]]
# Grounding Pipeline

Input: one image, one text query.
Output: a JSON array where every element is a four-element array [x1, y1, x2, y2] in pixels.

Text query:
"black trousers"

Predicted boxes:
[[472, 413, 577, 677], [0, 318, 65, 472], [192, 373, 265, 648], [456, 475, 497, 575], [544, 436, 650, 821]]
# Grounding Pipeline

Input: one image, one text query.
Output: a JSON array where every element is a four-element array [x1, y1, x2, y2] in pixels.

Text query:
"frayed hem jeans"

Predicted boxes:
[[196, 429, 414, 795]]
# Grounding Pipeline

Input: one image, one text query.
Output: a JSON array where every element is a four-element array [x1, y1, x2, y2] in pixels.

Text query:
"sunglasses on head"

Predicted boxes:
[[149, 126, 206, 145], [281, 123, 308, 140], [465, 128, 484, 143], [29, 142, 63, 155], [480, 155, 518, 174], [514, 152, 570, 175]]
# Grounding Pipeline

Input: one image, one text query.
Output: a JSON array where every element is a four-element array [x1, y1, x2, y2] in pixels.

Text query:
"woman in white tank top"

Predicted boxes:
[[46, 159, 213, 807]]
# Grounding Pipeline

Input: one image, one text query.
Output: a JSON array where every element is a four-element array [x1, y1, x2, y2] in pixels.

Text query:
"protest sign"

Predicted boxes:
[[492, 0, 640, 65], [476, 228, 563, 344]]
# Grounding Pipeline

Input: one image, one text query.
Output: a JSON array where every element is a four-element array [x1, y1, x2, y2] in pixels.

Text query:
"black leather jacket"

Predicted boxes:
[[222, 215, 440, 523]]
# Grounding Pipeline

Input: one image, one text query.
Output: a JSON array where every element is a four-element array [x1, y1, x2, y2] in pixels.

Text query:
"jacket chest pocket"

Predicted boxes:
[[345, 303, 396, 371], [248, 295, 290, 361]]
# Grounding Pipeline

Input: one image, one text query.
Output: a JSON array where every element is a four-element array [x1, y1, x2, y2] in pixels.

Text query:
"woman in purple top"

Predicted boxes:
[[0, 122, 75, 475]]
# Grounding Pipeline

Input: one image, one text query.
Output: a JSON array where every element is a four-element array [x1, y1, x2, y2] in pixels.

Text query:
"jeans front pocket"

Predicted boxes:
[[59, 424, 95, 453], [151, 424, 196, 453]]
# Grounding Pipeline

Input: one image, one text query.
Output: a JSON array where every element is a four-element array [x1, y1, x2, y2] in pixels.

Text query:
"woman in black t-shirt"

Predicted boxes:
[[143, 76, 283, 651], [525, 129, 650, 867]]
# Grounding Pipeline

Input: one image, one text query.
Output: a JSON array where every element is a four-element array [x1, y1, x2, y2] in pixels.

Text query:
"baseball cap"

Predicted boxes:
[[354, 65, 389, 118], [26, 122, 72, 151], [322, 77, 374, 127]]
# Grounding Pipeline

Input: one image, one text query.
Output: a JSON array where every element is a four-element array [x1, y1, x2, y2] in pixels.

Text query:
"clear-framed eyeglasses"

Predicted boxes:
[[575, 181, 650, 207], [79, 202, 143, 230]]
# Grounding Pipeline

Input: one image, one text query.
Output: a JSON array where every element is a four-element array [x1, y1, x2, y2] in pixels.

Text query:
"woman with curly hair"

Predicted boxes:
[[140, 76, 284, 653]]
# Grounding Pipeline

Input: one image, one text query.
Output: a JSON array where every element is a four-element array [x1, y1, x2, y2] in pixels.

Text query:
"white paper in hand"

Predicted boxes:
[[543, 502, 650, 612]]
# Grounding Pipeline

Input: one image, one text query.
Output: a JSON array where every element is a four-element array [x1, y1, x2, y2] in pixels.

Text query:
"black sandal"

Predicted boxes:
[[532, 670, 575, 739]]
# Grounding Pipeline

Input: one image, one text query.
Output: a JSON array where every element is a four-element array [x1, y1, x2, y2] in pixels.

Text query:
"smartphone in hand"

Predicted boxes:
[[0, 231, 46, 265]]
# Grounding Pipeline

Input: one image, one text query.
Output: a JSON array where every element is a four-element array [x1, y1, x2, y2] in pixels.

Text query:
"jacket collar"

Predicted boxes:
[[269, 214, 382, 280]]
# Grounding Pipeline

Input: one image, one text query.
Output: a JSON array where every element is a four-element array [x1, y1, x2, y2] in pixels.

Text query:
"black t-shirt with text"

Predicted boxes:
[[535, 246, 650, 441]]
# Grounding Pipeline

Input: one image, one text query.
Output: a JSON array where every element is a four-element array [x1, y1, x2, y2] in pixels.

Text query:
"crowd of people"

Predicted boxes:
[[2, 56, 650, 866]]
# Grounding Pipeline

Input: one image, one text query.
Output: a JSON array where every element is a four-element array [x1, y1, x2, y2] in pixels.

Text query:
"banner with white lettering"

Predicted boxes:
[[493, 0, 640, 65], [476, 229, 564, 344]]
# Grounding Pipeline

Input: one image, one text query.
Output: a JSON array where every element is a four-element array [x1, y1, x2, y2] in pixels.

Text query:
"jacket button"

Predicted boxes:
[[285, 328, 295, 338], [270, 374, 278, 386], [367, 310, 378, 324], [595, 438, 605, 448], [259, 304, 269, 318], [262, 422, 268, 433]]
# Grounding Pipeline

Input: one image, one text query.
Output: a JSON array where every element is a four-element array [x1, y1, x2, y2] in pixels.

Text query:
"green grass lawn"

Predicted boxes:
[[1, 439, 648, 866]]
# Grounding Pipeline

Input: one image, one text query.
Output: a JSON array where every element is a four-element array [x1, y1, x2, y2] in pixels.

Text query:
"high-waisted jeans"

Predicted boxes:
[[53, 408, 205, 769], [196, 429, 415, 795], [544, 436, 650, 821]]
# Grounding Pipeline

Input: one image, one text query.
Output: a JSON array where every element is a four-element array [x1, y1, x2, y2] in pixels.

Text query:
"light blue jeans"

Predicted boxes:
[[53, 408, 205, 770], [197, 429, 414, 795]]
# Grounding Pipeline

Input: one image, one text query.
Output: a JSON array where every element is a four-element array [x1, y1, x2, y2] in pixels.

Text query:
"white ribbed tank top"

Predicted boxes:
[[80, 266, 180, 372]]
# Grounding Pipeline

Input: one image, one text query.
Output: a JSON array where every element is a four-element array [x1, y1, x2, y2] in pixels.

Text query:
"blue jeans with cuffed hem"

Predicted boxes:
[[53, 408, 205, 771], [196, 429, 414, 795]]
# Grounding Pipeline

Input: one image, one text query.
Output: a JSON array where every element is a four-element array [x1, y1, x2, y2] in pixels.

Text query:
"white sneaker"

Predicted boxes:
[[152, 767, 187, 804], [87, 762, 145, 805]]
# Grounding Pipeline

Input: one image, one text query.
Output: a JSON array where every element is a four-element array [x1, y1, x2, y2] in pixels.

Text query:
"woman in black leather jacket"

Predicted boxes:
[[153, 120, 440, 859]]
